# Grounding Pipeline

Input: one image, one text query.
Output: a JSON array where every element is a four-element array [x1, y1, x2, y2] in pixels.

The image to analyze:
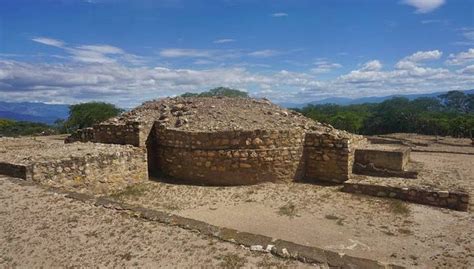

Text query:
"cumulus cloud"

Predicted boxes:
[[402, 0, 445, 13], [360, 60, 383, 71], [404, 50, 443, 62], [458, 65, 474, 75], [396, 50, 443, 70], [310, 60, 342, 74], [272, 12, 288, 17], [1, 46, 473, 106], [445, 48, 474, 65]]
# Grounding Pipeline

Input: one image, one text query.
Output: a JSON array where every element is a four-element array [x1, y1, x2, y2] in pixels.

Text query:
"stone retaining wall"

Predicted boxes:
[[342, 182, 469, 211], [0, 147, 148, 193], [304, 133, 363, 183], [152, 127, 306, 185], [0, 162, 31, 180], [73, 121, 155, 148]]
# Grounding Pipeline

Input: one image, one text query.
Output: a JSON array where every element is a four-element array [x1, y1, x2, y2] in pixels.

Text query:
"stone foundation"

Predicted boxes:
[[0, 139, 148, 193], [342, 182, 469, 211], [354, 146, 410, 171]]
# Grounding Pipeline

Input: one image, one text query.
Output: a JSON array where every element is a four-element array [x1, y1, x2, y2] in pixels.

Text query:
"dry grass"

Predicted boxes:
[[277, 202, 299, 218], [388, 199, 411, 216], [110, 184, 148, 200], [215, 253, 247, 268]]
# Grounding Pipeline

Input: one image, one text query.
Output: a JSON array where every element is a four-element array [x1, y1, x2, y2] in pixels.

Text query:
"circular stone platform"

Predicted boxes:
[[100, 97, 354, 185]]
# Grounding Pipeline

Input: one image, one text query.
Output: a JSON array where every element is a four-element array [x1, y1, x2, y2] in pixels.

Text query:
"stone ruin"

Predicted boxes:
[[4, 96, 466, 211], [66, 96, 365, 185]]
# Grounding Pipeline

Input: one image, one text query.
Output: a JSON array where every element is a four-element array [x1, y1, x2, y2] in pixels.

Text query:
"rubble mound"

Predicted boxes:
[[104, 97, 350, 137]]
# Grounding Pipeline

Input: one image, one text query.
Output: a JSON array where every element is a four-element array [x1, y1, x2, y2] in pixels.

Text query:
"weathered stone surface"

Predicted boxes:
[[342, 182, 469, 212], [0, 137, 148, 193], [65, 96, 363, 185]]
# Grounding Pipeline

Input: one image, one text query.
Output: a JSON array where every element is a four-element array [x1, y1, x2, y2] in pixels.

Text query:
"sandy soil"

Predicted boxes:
[[106, 149, 474, 268], [0, 176, 314, 268]]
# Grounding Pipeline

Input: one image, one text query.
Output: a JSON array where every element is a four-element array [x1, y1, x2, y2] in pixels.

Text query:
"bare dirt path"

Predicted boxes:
[[0, 176, 313, 268]]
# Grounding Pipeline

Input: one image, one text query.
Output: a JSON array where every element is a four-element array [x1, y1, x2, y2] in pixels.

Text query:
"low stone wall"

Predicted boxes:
[[355, 147, 410, 171], [342, 182, 469, 211], [65, 127, 94, 143], [0, 162, 31, 180], [31, 147, 148, 193], [152, 128, 306, 185], [303, 133, 363, 183], [0, 146, 148, 193]]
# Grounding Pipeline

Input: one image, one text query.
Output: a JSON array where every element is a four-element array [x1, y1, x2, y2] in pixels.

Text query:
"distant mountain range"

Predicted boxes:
[[1, 89, 473, 124], [0, 101, 69, 124], [280, 89, 474, 108]]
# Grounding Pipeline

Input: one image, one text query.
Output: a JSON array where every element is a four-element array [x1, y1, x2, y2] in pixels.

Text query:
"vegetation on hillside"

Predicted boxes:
[[295, 91, 474, 138], [1, 102, 122, 137], [180, 87, 249, 98], [0, 118, 57, 137]]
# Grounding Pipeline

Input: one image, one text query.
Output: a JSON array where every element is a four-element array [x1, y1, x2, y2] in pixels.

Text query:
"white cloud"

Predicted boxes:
[[404, 50, 443, 62], [310, 60, 342, 74], [248, 49, 278, 57], [360, 60, 383, 71], [1, 47, 473, 106], [458, 65, 474, 75], [31, 36, 141, 64], [76, 45, 124, 54], [272, 12, 288, 17], [160, 49, 213, 58], [32, 37, 65, 48], [396, 50, 443, 70], [213, 39, 235, 44], [446, 48, 474, 65], [402, 0, 445, 13]]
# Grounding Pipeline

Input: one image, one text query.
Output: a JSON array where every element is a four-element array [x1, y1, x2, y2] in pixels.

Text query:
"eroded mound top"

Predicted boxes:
[[104, 97, 351, 137]]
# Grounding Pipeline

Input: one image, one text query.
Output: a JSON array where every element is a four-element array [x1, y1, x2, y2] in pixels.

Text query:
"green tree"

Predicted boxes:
[[181, 87, 249, 98], [438, 91, 473, 114], [65, 102, 123, 130]]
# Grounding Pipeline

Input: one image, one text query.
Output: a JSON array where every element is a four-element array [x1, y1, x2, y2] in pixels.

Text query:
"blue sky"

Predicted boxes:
[[0, 0, 473, 107]]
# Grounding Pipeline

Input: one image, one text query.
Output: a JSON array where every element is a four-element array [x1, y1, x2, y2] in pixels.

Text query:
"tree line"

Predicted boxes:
[[1, 90, 473, 138], [294, 91, 474, 138]]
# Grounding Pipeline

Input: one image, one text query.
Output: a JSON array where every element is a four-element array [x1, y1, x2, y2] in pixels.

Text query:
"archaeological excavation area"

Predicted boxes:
[[1, 97, 473, 268]]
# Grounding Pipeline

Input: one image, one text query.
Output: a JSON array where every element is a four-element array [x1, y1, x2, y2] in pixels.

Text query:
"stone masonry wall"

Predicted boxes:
[[92, 121, 154, 148], [342, 182, 469, 211], [30, 147, 148, 193], [304, 133, 363, 183], [152, 127, 306, 185], [0, 162, 32, 180]]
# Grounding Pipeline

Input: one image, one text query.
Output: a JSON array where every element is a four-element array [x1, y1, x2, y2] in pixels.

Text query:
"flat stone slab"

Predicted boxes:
[[354, 144, 410, 171]]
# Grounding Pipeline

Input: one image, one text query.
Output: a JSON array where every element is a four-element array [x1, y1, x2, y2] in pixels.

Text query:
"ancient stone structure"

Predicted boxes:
[[0, 137, 148, 193], [67, 97, 363, 185], [342, 182, 469, 211], [355, 146, 410, 171]]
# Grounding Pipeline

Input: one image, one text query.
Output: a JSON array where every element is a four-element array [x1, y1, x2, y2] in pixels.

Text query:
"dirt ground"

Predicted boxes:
[[104, 139, 474, 269], [1, 134, 473, 268], [0, 176, 313, 268]]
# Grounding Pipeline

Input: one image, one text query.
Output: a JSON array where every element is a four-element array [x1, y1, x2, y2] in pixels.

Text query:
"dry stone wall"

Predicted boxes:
[[304, 133, 363, 183], [152, 127, 306, 185], [342, 182, 469, 211], [30, 148, 148, 193]]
